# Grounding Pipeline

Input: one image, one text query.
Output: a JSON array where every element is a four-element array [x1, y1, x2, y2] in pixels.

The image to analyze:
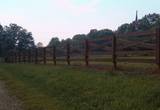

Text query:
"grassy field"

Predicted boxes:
[[0, 64, 160, 110]]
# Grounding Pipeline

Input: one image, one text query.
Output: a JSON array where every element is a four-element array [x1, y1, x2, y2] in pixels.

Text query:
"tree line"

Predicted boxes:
[[48, 13, 160, 48]]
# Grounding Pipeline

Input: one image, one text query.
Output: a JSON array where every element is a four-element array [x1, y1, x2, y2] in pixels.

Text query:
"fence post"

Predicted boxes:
[[85, 39, 89, 66], [156, 26, 160, 69], [7, 55, 10, 63], [67, 41, 70, 65], [8, 54, 10, 63], [4, 56, 7, 63], [43, 47, 46, 64], [10, 51, 14, 63], [28, 49, 31, 63], [31, 49, 34, 63], [14, 51, 17, 63], [7, 52, 10, 63], [112, 34, 117, 69], [18, 51, 21, 63], [35, 48, 38, 64], [12, 51, 16, 63], [23, 51, 26, 63], [10, 52, 13, 63], [53, 46, 56, 65]]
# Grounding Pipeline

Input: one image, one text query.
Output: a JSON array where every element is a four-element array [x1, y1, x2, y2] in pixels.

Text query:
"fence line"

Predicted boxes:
[[5, 27, 160, 69]]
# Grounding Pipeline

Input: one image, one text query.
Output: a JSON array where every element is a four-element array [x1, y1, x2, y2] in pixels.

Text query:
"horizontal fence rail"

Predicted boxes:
[[118, 30, 156, 37]]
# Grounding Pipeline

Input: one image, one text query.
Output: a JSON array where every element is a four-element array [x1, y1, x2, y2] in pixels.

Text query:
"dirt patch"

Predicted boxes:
[[0, 81, 23, 110]]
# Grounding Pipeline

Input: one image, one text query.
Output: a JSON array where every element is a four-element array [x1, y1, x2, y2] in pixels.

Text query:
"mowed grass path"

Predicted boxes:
[[0, 64, 160, 110]]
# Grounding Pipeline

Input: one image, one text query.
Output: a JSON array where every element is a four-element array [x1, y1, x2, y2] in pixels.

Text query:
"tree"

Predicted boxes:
[[87, 29, 98, 39], [0, 24, 3, 57], [37, 42, 44, 48], [0, 23, 35, 57], [117, 23, 130, 34], [3, 24, 19, 51], [17, 29, 35, 51], [87, 29, 113, 39], [138, 16, 151, 31], [48, 37, 60, 47], [72, 34, 86, 41]]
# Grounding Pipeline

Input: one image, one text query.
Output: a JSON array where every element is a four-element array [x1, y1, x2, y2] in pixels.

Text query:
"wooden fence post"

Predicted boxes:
[[28, 49, 31, 63], [8, 56, 10, 63], [10, 52, 14, 63], [53, 46, 56, 65], [10, 52, 13, 63], [67, 41, 71, 65], [12, 53, 14, 63], [18, 51, 21, 63], [14, 52, 17, 63], [156, 26, 160, 69], [23, 51, 26, 63], [8, 54, 10, 63], [85, 39, 89, 66], [112, 34, 117, 69], [4, 56, 7, 63], [31, 49, 34, 63], [35, 48, 38, 64], [43, 47, 46, 64]]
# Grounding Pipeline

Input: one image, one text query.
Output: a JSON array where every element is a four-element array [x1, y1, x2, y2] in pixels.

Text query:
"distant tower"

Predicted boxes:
[[136, 11, 138, 22], [134, 10, 138, 30]]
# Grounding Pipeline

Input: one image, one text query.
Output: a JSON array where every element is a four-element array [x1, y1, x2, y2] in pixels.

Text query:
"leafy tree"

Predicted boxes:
[[72, 34, 86, 41], [0, 23, 35, 57], [138, 16, 151, 31], [117, 23, 130, 34], [87, 29, 113, 39], [48, 37, 60, 47], [0, 24, 3, 57], [17, 29, 35, 51], [3, 24, 19, 51]]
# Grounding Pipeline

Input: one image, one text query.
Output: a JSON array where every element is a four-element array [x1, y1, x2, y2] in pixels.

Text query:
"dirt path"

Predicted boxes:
[[0, 81, 23, 110]]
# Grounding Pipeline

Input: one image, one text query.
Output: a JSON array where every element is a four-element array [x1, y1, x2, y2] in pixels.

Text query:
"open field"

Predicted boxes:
[[0, 63, 160, 110]]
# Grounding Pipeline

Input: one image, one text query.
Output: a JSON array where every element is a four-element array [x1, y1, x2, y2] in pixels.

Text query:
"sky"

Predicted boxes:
[[0, 0, 160, 46]]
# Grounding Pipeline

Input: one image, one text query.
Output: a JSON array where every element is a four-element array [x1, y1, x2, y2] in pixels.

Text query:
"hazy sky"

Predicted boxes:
[[0, 0, 160, 45]]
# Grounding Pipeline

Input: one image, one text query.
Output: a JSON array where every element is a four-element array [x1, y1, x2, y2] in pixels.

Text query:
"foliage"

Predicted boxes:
[[47, 13, 160, 53], [117, 13, 160, 34], [0, 24, 35, 57], [87, 29, 113, 39], [48, 37, 60, 47]]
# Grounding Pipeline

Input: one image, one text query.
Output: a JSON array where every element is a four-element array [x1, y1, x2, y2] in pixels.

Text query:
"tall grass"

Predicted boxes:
[[0, 64, 160, 110]]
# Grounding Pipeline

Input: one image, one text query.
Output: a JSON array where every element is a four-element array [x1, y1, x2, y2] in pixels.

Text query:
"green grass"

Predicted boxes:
[[0, 64, 160, 110], [42, 55, 155, 64]]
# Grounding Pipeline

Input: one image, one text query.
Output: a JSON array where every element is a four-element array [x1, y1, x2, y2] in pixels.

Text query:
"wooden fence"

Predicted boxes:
[[5, 26, 160, 69]]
